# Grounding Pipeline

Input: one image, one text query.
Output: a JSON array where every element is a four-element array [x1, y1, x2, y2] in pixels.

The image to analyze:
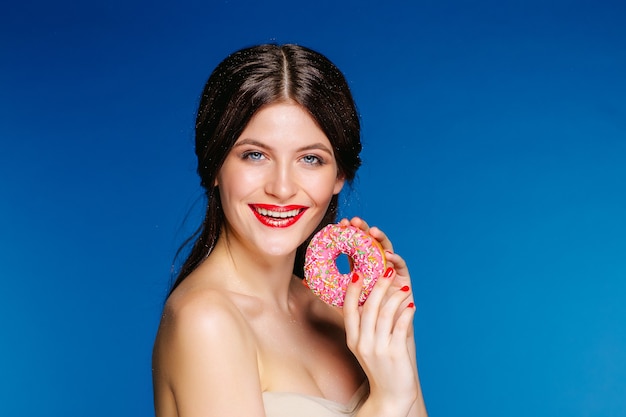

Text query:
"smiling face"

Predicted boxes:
[[216, 102, 345, 258]]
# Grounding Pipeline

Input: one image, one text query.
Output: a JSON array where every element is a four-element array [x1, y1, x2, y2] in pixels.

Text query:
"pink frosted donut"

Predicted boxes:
[[304, 224, 386, 307]]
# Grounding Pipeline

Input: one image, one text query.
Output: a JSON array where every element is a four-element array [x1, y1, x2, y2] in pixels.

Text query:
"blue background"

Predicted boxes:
[[1, 1, 625, 416]]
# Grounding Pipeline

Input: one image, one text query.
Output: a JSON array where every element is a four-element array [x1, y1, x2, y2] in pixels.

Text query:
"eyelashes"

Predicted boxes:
[[241, 151, 265, 161], [301, 154, 325, 166], [240, 151, 326, 166]]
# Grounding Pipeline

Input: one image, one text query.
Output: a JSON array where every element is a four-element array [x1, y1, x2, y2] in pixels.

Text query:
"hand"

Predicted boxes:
[[339, 217, 415, 312], [340, 217, 421, 415]]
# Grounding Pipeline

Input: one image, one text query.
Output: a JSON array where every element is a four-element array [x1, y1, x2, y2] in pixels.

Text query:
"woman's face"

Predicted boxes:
[[216, 102, 345, 258]]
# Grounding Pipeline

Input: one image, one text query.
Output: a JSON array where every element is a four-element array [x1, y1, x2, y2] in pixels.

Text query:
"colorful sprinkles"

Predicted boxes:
[[304, 224, 386, 307]]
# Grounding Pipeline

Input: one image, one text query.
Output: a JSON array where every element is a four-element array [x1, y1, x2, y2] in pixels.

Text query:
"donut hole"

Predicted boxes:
[[335, 253, 353, 275]]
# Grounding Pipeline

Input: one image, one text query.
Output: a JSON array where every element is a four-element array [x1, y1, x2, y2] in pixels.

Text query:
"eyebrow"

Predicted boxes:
[[233, 138, 334, 155]]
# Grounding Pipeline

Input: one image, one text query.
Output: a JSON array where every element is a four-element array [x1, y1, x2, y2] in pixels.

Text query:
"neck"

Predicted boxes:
[[207, 229, 301, 310]]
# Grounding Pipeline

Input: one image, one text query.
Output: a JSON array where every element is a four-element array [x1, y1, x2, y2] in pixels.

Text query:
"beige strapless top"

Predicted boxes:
[[262, 382, 369, 417]]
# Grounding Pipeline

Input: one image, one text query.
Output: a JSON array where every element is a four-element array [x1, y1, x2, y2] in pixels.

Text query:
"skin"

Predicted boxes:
[[152, 102, 427, 417]]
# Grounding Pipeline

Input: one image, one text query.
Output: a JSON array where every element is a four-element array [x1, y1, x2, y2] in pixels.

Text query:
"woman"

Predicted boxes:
[[152, 44, 428, 417]]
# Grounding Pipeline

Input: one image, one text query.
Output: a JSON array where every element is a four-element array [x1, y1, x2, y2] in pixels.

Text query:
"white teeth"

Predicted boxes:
[[256, 207, 301, 218]]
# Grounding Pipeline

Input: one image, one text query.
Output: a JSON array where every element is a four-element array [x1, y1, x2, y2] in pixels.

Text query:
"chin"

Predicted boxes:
[[254, 237, 303, 259]]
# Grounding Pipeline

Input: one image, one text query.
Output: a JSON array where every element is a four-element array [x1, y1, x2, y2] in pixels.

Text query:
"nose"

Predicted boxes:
[[265, 162, 297, 201]]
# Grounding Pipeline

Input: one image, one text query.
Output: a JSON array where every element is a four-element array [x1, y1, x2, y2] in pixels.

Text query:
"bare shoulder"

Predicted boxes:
[[153, 287, 264, 417], [157, 287, 252, 344]]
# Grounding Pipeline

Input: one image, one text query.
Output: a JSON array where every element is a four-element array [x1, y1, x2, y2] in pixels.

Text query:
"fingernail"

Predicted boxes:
[[383, 267, 394, 278], [351, 272, 359, 283], [302, 279, 309, 289], [401, 285, 410, 292], [407, 302, 415, 308]]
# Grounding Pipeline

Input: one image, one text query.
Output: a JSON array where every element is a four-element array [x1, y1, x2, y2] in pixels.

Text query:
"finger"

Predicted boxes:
[[379, 265, 413, 317], [343, 272, 362, 349], [368, 226, 394, 253], [374, 282, 412, 339], [349, 216, 370, 232], [359, 268, 394, 336], [384, 252, 408, 278], [391, 303, 416, 346]]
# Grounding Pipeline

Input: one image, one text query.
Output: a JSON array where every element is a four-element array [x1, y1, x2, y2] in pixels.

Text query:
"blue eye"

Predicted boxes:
[[243, 151, 265, 161], [302, 155, 323, 165]]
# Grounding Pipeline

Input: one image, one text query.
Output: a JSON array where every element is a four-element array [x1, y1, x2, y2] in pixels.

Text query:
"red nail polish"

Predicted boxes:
[[383, 267, 394, 278], [401, 285, 410, 292], [351, 272, 359, 283], [407, 302, 415, 308], [302, 279, 309, 289]]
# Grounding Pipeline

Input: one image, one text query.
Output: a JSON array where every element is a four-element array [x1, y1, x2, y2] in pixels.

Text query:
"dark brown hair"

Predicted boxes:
[[170, 44, 362, 294]]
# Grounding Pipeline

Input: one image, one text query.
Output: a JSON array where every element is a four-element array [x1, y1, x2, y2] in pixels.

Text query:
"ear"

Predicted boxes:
[[333, 175, 345, 195]]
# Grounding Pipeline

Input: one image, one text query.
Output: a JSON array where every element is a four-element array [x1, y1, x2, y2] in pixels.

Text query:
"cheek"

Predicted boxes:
[[218, 166, 257, 196], [303, 172, 341, 203]]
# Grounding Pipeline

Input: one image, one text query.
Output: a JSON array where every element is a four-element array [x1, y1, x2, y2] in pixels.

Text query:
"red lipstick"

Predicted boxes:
[[249, 204, 307, 228]]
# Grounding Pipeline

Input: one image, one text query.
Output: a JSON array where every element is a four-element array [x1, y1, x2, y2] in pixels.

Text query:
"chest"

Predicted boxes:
[[251, 313, 363, 403]]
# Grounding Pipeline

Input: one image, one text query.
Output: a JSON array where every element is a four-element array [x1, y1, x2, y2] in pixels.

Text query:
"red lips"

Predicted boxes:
[[249, 204, 307, 228]]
